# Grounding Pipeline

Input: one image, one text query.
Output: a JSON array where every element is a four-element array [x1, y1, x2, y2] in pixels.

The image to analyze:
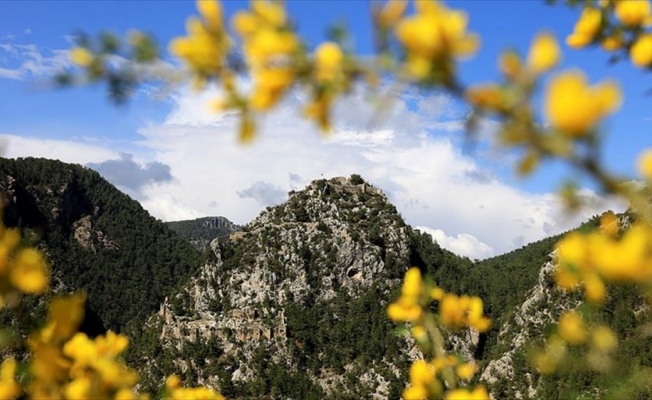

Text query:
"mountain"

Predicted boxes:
[[0, 157, 201, 333], [166, 216, 240, 250], [3, 158, 649, 398], [128, 175, 478, 398]]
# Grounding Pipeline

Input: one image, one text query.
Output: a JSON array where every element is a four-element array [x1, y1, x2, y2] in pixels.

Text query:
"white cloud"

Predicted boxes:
[[132, 86, 625, 256], [415, 226, 496, 260], [0, 84, 627, 257], [0, 43, 71, 80], [0, 133, 120, 164]]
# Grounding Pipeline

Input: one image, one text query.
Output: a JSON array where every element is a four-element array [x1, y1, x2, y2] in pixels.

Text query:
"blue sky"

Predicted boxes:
[[0, 1, 640, 259]]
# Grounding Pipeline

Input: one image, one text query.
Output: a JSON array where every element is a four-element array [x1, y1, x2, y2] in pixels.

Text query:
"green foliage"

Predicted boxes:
[[0, 157, 200, 333]]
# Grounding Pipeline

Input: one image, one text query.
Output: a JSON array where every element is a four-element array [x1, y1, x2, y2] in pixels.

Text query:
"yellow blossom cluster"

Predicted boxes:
[[233, 1, 300, 113], [565, 0, 652, 67], [555, 214, 652, 303], [534, 310, 618, 374], [25, 292, 145, 400], [439, 294, 491, 332], [545, 70, 621, 137], [0, 212, 49, 308], [165, 374, 224, 400], [388, 268, 491, 399], [169, 0, 230, 85], [402, 357, 487, 400], [394, 0, 479, 83], [0, 221, 225, 399]]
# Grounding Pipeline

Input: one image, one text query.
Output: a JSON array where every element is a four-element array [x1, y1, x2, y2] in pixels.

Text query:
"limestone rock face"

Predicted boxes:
[[139, 176, 418, 397], [478, 252, 578, 399]]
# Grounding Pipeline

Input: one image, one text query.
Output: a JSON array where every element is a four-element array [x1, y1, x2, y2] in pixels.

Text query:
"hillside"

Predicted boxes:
[[0, 157, 201, 333]]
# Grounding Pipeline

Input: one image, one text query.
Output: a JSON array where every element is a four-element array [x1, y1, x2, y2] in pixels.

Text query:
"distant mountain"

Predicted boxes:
[[166, 216, 240, 250], [0, 157, 201, 333]]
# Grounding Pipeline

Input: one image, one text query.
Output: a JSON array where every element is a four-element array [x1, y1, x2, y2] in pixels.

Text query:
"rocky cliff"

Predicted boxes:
[[133, 176, 439, 398]]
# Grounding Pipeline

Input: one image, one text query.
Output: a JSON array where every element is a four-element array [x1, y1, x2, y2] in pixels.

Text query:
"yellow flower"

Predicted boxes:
[[314, 42, 344, 82], [251, 0, 286, 28], [402, 267, 423, 298], [566, 8, 602, 49], [583, 273, 606, 303], [430, 287, 444, 300], [49, 292, 86, 340], [498, 51, 521, 79], [545, 70, 621, 136], [465, 84, 505, 112], [601, 34, 623, 52], [411, 325, 428, 342], [615, 0, 652, 27], [403, 384, 427, 400], [65, 376, 91, 400], [10, 248, 48, 294], [196, 0, 223, 32], [69, 47, 95, 68], [115, 388, 138, 400], [558, 310, 587, 344], [95, 331, 129, 357], [445, 386, 489, 400], [528, 32, 560, 73], [232, 11, 258, 36], [166, 374, 181, 390], [410, 360, 434, 387], [592, 325, 618, 351], [637, 148, 652, 179], [395, 1, 479, 79], [456, 362, 476, 380], [387, 302, 422, 322], [631, 34, 652, 67], [378, 0, 408, 27], [0, 358, 19, 400]]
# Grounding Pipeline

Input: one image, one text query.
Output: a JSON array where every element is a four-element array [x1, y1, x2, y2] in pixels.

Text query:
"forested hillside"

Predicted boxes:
[[0, 157, 201, 332]]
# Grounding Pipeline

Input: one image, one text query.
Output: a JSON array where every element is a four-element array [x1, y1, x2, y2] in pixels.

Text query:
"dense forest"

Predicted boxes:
[[0, 157, 201, 333]]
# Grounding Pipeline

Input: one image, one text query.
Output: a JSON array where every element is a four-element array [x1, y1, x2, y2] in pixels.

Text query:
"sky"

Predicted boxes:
[[0, 0, 645, 260]]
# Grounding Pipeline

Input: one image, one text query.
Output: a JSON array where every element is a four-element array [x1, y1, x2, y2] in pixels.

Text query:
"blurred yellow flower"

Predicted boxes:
[[528, 32, 560, 73], [314, 42, 344, 82], [10, 248, 48, 294], [631, 34, 652, 67], [69, 47, 95, 68], [403, 384, 427, 400], [395, 0, 479, 80], [410, 359, 435, 387], [637, 148, 652, 179], [0, 358, 19, 400], [378, 0, 408, 28], [566, 8, 602, 49], [615, 0, 652, 27], [456, 362, 476, 380], [558, 310, 587, 344], [445, 386, 489, 400], [592, 326, 618, 351], [601, 34, 623, 52], [197, 0, 223, 32], [545, 70, 621, 136]]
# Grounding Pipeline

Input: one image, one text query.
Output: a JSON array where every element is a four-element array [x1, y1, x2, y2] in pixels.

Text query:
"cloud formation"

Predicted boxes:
[[0, 43, 71, 80], [87, 153, 173, 197], [415, 226, 496, 260], [2, 85, 626, 259], [237, 181, 287, 206]]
